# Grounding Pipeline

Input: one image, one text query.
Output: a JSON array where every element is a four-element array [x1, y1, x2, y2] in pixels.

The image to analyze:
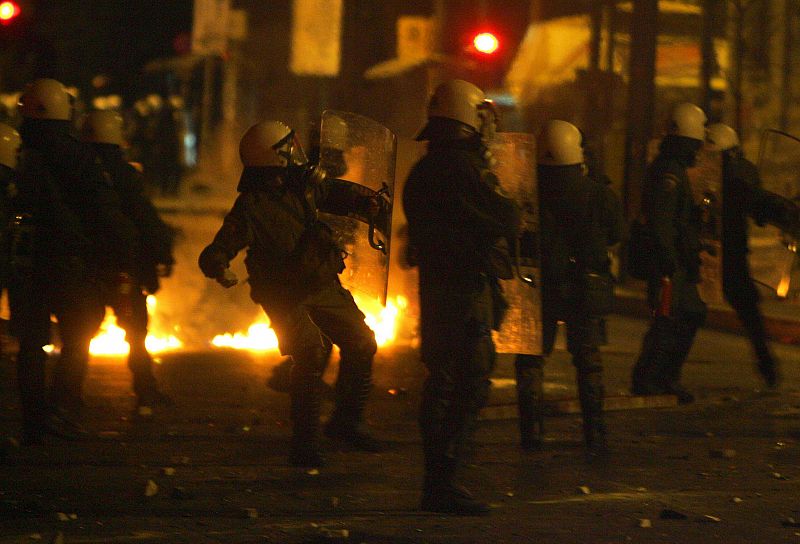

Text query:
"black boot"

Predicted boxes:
[[515, 355, 545, 450], [420, 458, 489, 516], [749, 318, 780, 389], [631, 318, 670, 395], [665, 316, 700, 404], [289, 373, 325, 467], [578, 368, 607, 461], [50, 355, 89, 413], [129, 346, 174, 410], [17, 343, 49, 443], [757, 355, 780, 390], [325, 357, 381, 452]]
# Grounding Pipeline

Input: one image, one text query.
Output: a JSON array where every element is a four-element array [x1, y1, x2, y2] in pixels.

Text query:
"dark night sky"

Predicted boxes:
[[0, 0, 193, 96]]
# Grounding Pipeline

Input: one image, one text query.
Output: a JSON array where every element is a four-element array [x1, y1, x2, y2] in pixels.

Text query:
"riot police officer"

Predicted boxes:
[[80, 109, 175, 409], [404, 79, 520, 515], [582, 132, 624, 344], [13, 78, 137, 438], [707, 123, 799, 388], [0, 123, 18, 292], [199, 120, 386, 468], [0, 124, 48, 440], [515, 120, 612, 458], [1, 121, 66, 443], [631, 103, 708, 404]]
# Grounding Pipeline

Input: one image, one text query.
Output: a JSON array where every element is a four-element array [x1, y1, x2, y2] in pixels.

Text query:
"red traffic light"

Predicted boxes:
[[0, 1, 20, 24], [473, 32, 499, 55]]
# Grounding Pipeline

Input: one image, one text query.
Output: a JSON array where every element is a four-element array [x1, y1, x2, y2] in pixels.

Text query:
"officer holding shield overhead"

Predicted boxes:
[[404, 79, 520, 515], [199, 120, 390, 468]]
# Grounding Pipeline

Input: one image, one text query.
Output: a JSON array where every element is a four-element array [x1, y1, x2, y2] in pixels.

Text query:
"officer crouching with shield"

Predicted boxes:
[[404, 79, 520, 515], [199, 121, 388, 468], [515, 120, 612, 459]]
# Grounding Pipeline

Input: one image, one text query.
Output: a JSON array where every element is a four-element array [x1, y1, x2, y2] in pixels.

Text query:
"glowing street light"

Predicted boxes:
[[0, 1, 20, 24], [473, 32, 499, 55]]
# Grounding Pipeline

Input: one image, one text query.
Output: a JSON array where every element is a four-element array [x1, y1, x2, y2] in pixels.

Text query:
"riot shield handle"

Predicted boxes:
[[514, 238, 535, 286], [368, 183, 391, 255], [369, 224, 385, 254]]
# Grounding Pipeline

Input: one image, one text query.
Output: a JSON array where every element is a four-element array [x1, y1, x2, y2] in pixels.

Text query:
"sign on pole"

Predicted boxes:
[[396, 16, 434, 62], [290, 0, 343, 76], [192, 0, 231, 56]]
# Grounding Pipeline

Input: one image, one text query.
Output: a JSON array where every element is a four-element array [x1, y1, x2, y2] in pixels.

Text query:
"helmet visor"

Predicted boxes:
[[273, 131, 308, 166]]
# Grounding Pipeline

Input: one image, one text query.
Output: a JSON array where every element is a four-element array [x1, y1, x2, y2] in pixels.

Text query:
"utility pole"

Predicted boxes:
[[780, 0, 794, 130], [701, 0, 718, 115], [623, 0, 658, 220]]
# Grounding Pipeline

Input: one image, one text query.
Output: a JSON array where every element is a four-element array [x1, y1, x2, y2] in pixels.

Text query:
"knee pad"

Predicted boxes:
[[343, 334, 377, 366], [575, 351, 603, 377], [515, 354, 544, 372], [290, 342, 330, 380]]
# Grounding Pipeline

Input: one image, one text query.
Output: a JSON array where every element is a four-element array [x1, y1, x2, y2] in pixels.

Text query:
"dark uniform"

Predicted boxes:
[[587, 163, 624, 346], [403, 134, 519, 513], [515, 164, 611, 455], [12, 118, 137, 440], [92, 143, 175, 404], [631, 135, 706, 403], [721, 150, 799, 387], [584, 143, 625, 248], [199, 166, 381, 466], [0, 164, 15, 292]]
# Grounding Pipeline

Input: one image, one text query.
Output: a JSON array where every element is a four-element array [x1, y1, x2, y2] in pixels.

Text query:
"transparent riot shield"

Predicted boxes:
[[687, 146, 724, 306], [318, 110, 396, 305], [752, 129, 800, 298], [489, 133, 542, 355]]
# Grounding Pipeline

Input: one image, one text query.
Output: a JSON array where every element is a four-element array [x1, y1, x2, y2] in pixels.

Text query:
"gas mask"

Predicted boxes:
[[477, 100, 498, 144], [273, 131, 327, 188]]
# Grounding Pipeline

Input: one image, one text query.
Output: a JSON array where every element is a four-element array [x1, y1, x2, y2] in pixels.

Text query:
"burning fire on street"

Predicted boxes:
[[88, 296, 183, 356], [86, 294, 410, 357]]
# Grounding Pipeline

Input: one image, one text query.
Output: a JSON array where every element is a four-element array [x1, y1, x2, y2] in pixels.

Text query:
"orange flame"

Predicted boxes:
[[84, 293, 408, 357], [88, 295, 183, 356], [210, 295, 408, 352]]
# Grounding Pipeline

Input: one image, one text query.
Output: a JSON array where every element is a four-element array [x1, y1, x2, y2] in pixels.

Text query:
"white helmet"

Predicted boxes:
[[0, 122, 21, 169], [668, 102, 707, 141], [18, 78, 73, 121], [706, 123, 740, 151], [80, 110, 125, 146], [537, 120, 584, 166], [239, 120, 307, 168], [417, 79, 497, 141]]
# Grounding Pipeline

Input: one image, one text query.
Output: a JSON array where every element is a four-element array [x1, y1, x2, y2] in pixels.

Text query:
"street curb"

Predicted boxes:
[[613, 288, 800, 345], [481, 395, 678, 420]]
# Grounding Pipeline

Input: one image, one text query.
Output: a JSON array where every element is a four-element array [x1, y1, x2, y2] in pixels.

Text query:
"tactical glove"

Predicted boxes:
[[217, 268, 239, 288]]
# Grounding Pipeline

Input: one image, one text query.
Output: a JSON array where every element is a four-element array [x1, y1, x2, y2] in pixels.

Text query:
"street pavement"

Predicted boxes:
[[2, 314, 800, 543]]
